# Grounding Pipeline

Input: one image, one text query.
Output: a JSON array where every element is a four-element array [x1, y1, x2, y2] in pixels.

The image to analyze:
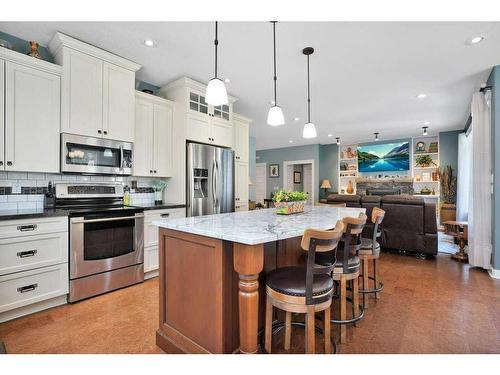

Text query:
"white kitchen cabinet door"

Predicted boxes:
[[61, 48, 103, 137], [134, 98, 154, 176], [233, 119, 249, 163], [0, 60, 4, 169], [102, 62, 135, 142], [235, 161, 249, 204], [4, 61, 60, 173], [186, 112, 211, 144], [211, 118, 233, 148], [153, 103, 173, 177]]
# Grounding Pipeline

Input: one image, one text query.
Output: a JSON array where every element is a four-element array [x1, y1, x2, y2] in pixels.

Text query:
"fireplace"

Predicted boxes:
[[356, 178, 414, 196], [366, 188, 401, 196]]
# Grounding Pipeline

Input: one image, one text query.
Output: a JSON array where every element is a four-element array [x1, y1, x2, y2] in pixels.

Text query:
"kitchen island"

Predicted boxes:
[[153, 206, 365, 354]]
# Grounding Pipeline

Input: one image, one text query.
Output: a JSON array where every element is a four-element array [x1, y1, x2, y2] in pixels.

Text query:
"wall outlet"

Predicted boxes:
[[12, 182, 22, 194]]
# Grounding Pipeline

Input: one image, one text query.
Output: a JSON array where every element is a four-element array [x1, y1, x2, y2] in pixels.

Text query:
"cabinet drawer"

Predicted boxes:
[[0, 216, 68, 239], [0, 232, 68, 276], [144, 208, 185, 248], [0, 263, 68, 313]]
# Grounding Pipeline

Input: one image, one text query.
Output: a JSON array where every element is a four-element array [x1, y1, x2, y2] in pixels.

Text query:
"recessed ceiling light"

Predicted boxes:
[[424, 121, 430, 125], [466, 36, 484, 45], [327, 134, 333, 137], [224, 78, 231, 83], [289, 140, 293, 143], [143, 39, 157, 48], [416, 93, 427, 99], [293, 117, 300, 121]]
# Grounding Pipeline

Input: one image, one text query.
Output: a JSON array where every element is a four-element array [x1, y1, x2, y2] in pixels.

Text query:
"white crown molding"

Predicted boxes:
[[49, 32, 141, 72], [161, 76, 238, 104], [489, 267, 500, 279], [135, 90, 173, 106], [233, 112, 253, 124], [0, 47, 62, 75]]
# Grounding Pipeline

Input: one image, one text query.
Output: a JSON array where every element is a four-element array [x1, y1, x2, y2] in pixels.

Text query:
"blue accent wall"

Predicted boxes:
[[256, 145, 320, 199], [319, 144, 339, 199], [249, 136, 256, 200], [488, 66, 500, 270], [439, 130, 461, 175]]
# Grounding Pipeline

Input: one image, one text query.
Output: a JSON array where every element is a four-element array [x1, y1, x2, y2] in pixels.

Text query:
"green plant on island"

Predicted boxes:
[[272, 190, 308, 203], [415, 154, 436, 167], [438, 165, 457, 204]]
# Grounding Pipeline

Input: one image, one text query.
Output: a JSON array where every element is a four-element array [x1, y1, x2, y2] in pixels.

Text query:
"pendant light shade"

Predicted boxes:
[[267, 21, 285, 126], [303, 122, 317, 138], [206, 78, 228, 106], [267, 105, 285, 126], [302, 47, 317, 139], [206, 22, 228, 106]]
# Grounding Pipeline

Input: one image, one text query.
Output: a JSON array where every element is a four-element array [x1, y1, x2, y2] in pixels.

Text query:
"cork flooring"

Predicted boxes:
[[0, 252, 499, 354]]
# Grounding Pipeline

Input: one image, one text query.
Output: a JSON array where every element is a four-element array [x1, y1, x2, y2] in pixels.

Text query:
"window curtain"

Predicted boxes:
[[456, 132, 471, 221], [468, 92, 492, 269]]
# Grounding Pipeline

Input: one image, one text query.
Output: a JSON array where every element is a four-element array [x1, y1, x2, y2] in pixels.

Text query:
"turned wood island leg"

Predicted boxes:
[[233, 242, 264, 354]]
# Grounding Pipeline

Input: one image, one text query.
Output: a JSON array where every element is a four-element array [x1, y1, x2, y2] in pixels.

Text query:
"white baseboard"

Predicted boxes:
[[489, 267, 500, 279], [0, 295, 67, 323], [144, 269, 159, 280]]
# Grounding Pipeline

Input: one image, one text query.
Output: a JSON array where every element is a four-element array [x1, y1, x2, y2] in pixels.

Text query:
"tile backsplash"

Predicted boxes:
[[0, 171, 167, 211]]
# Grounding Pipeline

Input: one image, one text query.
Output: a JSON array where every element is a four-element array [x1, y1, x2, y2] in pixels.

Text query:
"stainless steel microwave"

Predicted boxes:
[[61, 133, 133, 175]]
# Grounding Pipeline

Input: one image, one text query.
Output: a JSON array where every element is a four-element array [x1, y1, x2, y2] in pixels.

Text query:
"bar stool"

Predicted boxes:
[[359, 207, 385, 308], [264, 223, 344, 354], [315, 213, 367, 344]]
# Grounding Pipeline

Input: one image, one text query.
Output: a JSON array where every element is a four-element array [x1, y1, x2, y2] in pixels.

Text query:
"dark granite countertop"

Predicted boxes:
[[0, 208, 70, 221], [133, 203, 186, 211]]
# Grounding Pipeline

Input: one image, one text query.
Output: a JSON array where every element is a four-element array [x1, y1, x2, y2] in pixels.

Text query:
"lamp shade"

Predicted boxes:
[[267, 105, 285, 126], [320, 179, 331, 189], [302, 122, 317, 139], [205, 78, 228, 106]]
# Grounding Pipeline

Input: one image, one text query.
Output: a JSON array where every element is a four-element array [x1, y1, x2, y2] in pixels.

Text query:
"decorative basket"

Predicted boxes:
[[274, 201, 306, 215]]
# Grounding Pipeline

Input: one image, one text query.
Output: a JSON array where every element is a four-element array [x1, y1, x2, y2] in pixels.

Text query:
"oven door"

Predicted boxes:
[[70, 213, 144, 279], [61, 133, 133, 175]]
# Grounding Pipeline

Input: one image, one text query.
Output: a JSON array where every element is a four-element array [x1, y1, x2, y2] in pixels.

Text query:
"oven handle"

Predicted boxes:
[[71, 214, 144, 224]]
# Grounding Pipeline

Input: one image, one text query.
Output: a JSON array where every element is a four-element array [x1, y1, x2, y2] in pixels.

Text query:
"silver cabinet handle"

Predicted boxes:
[[17, 224, 37, 232], [17, 249, 37, 258], [18, 283, 38, 293]]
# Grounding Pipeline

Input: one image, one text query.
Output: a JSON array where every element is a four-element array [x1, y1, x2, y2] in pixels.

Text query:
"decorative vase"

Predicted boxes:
[[27, 41, 42, 59], [154, 191, 163, 205], [346, 180, 355, 194], [440, 203, 456, 224], [274, 201, 306, 215]]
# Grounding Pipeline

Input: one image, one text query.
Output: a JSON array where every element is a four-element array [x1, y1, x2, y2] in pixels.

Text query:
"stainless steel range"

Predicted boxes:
[[55, 183, 144, 302]]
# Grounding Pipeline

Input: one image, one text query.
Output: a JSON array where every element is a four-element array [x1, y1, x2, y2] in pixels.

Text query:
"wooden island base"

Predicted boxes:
[[156, 228, 304, 354]]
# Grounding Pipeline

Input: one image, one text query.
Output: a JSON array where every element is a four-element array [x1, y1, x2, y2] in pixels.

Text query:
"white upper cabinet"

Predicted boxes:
[[102, 62, 135, 142], [60, 48, 103, 137], [0, 48, 62, 173], [232, 113, 251, 163], [50, 32, 141, 142], [211, 117, 233, 148], [134, 92, 173, 178]]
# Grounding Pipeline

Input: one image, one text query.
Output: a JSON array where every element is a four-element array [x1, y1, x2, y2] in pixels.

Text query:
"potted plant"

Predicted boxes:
[[415, 154, 436, 168], [438, 165, 457, 224], [151, 180, 168, 205], [272, 190, 309, 215]]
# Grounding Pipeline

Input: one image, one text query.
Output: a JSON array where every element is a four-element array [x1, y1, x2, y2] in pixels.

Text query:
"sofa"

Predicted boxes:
[[325, 194, 438, 256]]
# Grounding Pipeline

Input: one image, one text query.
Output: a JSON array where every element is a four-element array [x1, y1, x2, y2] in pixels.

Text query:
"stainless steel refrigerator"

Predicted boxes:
[[187, 142, 234, 217]]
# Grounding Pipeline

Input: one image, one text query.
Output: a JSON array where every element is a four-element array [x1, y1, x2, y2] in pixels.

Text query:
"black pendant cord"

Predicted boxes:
[[271, 21, 278, 106], [307, 54, 311, 123], [214, 21, 219, 78]]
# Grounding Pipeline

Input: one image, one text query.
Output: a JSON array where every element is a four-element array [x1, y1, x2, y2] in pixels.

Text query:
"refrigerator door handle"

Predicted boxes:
[[214, 159, 219, 212], [212, 159, 217, 211]]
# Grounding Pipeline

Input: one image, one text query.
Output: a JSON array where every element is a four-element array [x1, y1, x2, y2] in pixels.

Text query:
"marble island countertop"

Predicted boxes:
[[153, 206, 366, 245]]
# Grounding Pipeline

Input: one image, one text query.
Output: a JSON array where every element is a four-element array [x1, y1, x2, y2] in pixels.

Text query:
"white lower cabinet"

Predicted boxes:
[[0, 216, 69, 323], [235, 161, 249, 212], [143, 208, 185, 278]]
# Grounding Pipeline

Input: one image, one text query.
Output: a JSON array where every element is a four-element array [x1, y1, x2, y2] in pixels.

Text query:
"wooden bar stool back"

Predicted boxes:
[[359, 207, 385, 308], [265, 222, 344, 354]]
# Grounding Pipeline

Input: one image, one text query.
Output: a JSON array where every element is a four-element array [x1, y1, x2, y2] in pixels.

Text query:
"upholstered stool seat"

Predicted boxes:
[[314, 248, 360, 272], [360, 238, 380, 254], [266, 266, 334, 297]]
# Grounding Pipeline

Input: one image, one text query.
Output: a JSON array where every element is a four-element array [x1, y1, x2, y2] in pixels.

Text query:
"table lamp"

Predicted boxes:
[[320, 179, 332, 196]]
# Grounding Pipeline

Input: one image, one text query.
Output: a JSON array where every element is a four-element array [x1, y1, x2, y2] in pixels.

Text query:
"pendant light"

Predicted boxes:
[[205, 21, 228, 106], [302, 47, 317, 139], [422, 126, 428, 136], [267, 21, 285, 126]]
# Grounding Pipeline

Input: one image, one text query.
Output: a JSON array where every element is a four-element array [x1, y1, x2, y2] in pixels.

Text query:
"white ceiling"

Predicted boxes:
[[1, 21, 499, 150]]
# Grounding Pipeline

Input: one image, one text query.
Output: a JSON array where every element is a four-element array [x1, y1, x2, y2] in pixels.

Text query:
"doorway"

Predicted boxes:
[[283, 160, 315, 204]]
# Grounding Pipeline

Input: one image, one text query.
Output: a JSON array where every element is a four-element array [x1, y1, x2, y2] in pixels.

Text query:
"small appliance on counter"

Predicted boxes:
[[54, 182, 144, 302]]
